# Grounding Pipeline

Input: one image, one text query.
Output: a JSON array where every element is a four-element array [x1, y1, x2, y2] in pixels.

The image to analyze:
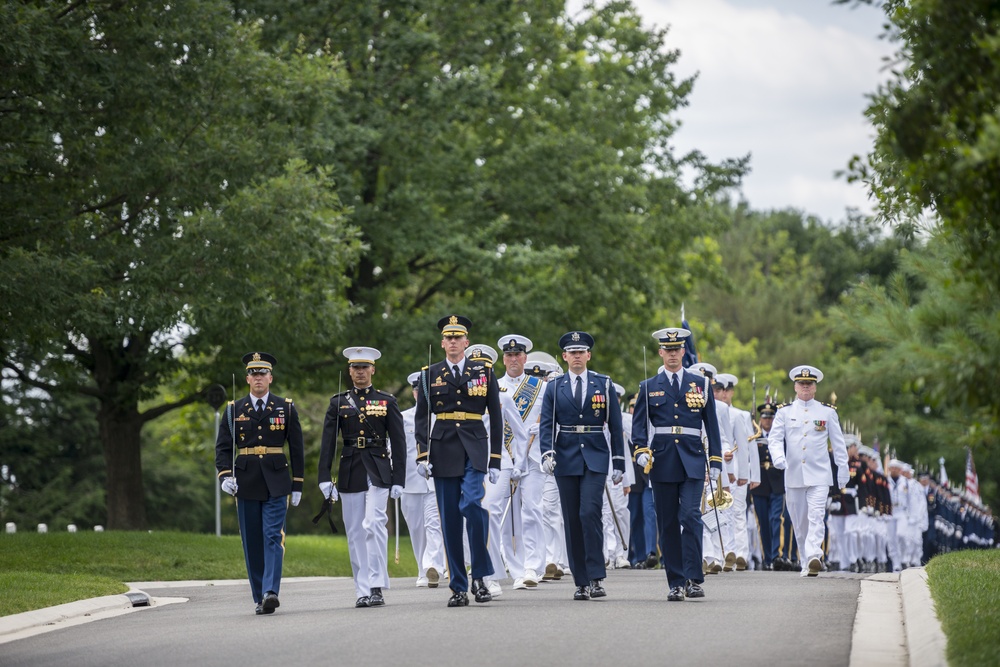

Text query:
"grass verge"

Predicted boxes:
[[0, 531, 415, 617], [926, 549, 1000, 667]]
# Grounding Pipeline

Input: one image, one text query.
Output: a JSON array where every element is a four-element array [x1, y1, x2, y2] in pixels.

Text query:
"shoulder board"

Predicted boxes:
[[228, 400, 235, 406], [286, 397, 293, 402], [776, 403, 790, 410], [421, 365, 429, 371], [499, 386, 507, 392], [589, 371, 609, 381], [821, 402, 837, 410], [484, 360, 493, 369], [375, 389, 395, 398]]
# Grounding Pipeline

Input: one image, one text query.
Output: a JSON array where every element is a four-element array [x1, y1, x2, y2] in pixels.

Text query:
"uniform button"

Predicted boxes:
[[360, 430, 365, 435], [259, 455, 263, 459], [257, 425, 262, 430], [457, 401, 462, 406], [675, 439, 679, 444], [580, 444, 584, 448], [802, 446, 806, 450], [674, 403, 679, 407], [456, 423, 461, 428], [258, 436, 263, 441], [674, 415, 678, 420]]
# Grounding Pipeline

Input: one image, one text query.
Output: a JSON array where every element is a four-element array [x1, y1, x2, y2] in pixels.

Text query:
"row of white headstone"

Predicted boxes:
[[5, 522, 104, 533]]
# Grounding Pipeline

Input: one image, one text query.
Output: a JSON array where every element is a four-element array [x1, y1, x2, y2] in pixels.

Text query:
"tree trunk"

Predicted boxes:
[[98, 402, 146, 530]]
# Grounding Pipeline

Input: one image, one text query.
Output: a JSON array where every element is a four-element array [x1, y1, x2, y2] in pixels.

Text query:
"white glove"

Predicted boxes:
[[830, 501, 841, 512], [510, 467, 525, 481], [528, 422, 540, 436], [290, 491, 301, 507], [416, 462, 433, 479], [611, 469, 624, 485], [541, 451, 556, 475], [319, 481, 339, 503], [709, 467, 721, 484], [390, 485, 403, 499], [221, 477, 238, 496], [771, 457, 787, 471], [488, 469, 500, 485], [636, 453, 651, 468], [844, 487, 857, 497]]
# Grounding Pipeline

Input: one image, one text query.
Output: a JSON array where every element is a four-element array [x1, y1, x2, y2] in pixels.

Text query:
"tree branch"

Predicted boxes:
[[140, 393, 202, 423]]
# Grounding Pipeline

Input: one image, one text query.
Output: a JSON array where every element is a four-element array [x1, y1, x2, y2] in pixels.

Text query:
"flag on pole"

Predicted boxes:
[[680, 303, 698, 369], [965, 448, 980, 502]]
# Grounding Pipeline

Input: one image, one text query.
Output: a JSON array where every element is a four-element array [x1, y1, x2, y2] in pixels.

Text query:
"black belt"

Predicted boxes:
[[344, 437, 385, 449]]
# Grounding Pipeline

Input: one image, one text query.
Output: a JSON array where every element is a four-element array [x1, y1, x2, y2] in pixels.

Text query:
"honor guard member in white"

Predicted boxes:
[[415, 315, 503, 607], [497, 335, 549, 588], [767, 365, 850, 577], [317, 347, 406, 607], [689, 362, 736, 573], [887, 459, 909, 571], [631, 329, 724, 601], [468, 343, 528, 596], [216, 352, 305, 616], [714, 373, 760, 571], [903, 464, 928, 567], [602, 382, 634, 569], [400, 372, 446, 588], [539, 331, 626, 601]]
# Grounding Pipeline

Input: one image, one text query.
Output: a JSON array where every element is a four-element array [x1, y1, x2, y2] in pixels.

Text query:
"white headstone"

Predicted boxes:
[[5, 522, 15, 534], [94, 525, 104, 532], [67, 524, 77, 533], [37, 523, 48, 533]]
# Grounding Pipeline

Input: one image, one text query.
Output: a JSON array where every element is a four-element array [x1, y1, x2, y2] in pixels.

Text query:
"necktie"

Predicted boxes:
[[452, 364, 460, 378], [670, 374, 679, 394], [574, 376, 583, 409], [255, 398, 264, 414]]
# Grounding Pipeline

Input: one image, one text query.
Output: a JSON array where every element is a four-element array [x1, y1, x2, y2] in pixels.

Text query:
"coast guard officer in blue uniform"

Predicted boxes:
[[415, 315, 503, 607], [538, 331, 626, 601], [216, 352, 304, 615], [631, 328, 723, 601]]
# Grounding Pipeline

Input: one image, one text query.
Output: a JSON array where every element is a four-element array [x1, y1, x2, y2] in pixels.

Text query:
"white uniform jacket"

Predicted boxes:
[[767, 399, 848, 489]]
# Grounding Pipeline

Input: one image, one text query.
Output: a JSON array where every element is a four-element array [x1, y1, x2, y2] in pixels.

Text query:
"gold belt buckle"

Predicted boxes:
[[453, 411, 466, 420], [253, 445, 267, 455], [356, 437, 366, 449]]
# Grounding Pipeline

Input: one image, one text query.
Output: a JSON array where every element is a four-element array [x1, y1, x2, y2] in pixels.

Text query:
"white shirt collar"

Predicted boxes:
[[249, 392, 270, 407], [448, 358, 466, 375], [569, 369, 587, 383]]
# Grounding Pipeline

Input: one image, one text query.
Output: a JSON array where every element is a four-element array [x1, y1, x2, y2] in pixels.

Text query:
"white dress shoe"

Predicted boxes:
[[416, 576, 429, 587], [512, 578, 527, 590]]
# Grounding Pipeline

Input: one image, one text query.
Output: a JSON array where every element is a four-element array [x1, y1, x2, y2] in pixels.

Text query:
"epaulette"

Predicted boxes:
[[421, 365, 429, 371], [375, 389, 395, 398], [499, 386, 508, 392], [822, 402, 837, 410], [590, 371, 610, 381], [228, 400, 235, 406], [775, 403, 790, 410], [286, 397, 294, 403]]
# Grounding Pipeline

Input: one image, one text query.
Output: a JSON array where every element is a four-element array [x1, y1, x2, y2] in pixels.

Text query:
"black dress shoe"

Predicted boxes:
[[255, 602, 266, 615], [472, 578, 492, 603], [355, 596, 371, 608], [685, 581, 705, 598], [447, 591, 469, 607], [369, 588, 385, 606], [762, 562, 773, 571], [589, 579, 606, 598], [262, 592, 280, 613], [573, 586, 590, 601], [667, 587, 685, 602], [645, 552, 659, 569], [631, 562, 646, 570]]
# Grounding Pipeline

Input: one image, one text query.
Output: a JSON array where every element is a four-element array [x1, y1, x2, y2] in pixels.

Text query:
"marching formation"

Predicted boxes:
[[215, 316, 995, 615]]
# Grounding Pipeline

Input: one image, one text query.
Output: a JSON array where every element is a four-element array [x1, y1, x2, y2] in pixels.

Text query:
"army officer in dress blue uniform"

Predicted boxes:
[[216, 352, 304, 615], [415, 315, 503, 607], [631, 328, 723, 601], [317, 346, 406, 608], [538, 331, 626, 601]]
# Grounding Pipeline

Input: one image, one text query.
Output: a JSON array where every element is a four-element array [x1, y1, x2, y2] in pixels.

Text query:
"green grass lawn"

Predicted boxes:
[[0, 531, 416, 617], [926, 550, 1000, 667]]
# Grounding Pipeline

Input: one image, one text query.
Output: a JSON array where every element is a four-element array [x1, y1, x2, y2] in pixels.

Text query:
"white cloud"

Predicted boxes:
[[570, 0, 895, 222]]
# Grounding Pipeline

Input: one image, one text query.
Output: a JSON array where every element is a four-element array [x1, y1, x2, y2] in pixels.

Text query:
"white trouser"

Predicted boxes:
[[747, 502, 763, 565], [887, 518, 903, 570], [842, 514, 861, 567], [484, 468, 523, 581], [341, 482, 390, 598], [784, 485, 828, 566], [730, 483, 749, 560], [517, 461, 547, 575], [542, 474, 568, 569], [400, 491, 446, 578], [702, 482, 730, 564], [602, 475, 630, 561], [827, 515, 845, 565]]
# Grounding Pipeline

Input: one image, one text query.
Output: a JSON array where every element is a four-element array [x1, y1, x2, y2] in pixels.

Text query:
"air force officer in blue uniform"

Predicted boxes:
[[631, 328, 723, 601], [539, 331, 626, 601], [415, 315, 503, 607]]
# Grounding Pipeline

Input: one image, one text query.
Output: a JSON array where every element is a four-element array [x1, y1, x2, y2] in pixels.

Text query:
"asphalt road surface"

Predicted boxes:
[[4, 569, 864, 667]]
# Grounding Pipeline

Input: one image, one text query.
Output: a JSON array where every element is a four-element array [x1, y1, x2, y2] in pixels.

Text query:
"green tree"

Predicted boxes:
[[0, 2, 360, 529]]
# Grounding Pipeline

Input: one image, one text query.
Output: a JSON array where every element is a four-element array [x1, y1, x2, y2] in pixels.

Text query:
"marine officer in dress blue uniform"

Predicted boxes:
[[317, 346, 406, 608], [414, 315, 503, 607], [538, 331, 626, 601], [631, 328, 723, 601], [216, 352, 304, 615]]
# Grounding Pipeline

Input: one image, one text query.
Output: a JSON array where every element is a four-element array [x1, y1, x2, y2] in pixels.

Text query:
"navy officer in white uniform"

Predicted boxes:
[[766, 365, 849, 577], [538, 331, 626, 601]]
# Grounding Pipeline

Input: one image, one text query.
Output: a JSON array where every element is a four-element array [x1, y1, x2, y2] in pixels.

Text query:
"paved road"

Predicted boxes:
[[4, 570, 864, 667]]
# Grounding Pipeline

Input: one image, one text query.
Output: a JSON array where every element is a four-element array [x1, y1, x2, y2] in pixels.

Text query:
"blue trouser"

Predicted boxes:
[[779, 500, 798, 560], [643, 488, 658, 558], [651, 478, 704, 589], [752, 493, 784, 565], [627, 484, 647, 564], [435, 457, 493, 594], [237, 495, 287, 603], [555, 469, 607, 587]]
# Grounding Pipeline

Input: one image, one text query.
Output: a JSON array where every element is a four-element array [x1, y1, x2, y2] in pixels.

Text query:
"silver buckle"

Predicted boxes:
[[356, 437, 366, 449]]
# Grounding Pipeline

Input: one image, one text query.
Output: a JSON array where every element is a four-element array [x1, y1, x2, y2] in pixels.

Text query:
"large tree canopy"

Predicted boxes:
[[1, 2, 360, 528]]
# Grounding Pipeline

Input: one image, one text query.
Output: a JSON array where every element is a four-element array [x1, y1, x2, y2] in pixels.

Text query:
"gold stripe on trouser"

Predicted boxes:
[[280, 526, 286, 554]]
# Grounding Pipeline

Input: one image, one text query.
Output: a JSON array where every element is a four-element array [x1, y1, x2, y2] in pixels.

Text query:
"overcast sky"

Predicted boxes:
[[567, 0, 896, 223]]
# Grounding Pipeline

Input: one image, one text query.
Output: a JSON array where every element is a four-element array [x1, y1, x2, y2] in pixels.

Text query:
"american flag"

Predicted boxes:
[[965, 448, 980, 502]]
